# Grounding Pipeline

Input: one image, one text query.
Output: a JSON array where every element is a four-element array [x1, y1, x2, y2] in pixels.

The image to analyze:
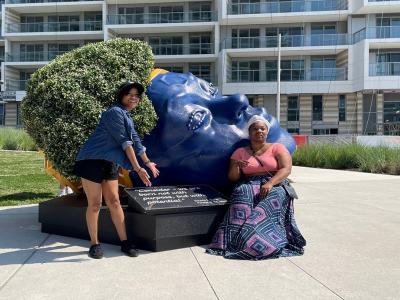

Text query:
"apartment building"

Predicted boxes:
[[0, 0, 399, 135]]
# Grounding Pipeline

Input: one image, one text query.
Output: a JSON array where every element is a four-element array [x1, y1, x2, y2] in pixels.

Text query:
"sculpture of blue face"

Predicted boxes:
[[135, 72, 295, 193]]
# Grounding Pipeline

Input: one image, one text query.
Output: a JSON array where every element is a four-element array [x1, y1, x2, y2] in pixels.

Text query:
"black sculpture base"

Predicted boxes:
[[38, 192, 228, 252]]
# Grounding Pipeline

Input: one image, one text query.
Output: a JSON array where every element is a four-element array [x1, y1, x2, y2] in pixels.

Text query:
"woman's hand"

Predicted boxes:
[[137, 168, 151, 187], [233, 160, 249, 169], [259, 182, 274, 198], [146, 162, 160, 178]]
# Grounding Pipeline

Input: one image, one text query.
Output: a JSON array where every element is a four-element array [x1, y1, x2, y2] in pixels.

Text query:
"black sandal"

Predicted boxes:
[[121, 240, 139, 257], [88, 244, 103, 259]]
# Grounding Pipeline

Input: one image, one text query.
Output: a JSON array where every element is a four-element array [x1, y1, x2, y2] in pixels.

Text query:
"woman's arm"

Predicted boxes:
[[139, 152, 160, 178], [228, 159, 248, 182], [259, 145, 292, 198], [125, 146, 151, 186], [268, 151, 292, 186]]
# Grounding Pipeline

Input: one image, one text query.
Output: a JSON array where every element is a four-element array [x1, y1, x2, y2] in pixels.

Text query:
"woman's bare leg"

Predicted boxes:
[[101, 180, 127, 241], [81, 178, 103, 245]]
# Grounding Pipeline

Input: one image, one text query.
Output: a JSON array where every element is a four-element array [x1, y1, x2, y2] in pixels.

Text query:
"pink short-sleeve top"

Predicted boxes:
[[230, 143, 289, 175]]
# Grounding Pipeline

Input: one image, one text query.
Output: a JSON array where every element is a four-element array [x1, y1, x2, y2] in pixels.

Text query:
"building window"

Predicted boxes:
[[231, 61, 259, 82], [16, 103, 22, 127], [149, 6, 184, 23], [47, 15, 80, 32], [265, 60, 304, 81], [339, 94, 346, 122], [148, 36, 183, 55], [231, 28, 260, 48], [189, 33, 212, 54], [189, 63, 212, 83], [287, 128, 300, 134], [0, 103, 4, 126], [265, 27, 303, 47], [311, 57, 337, 80], [287, 96, 299, 121], [313, 128, 338, 135], [189, 2, 212, 21], [384, 100, 400, 135], [117, 7, 144, 24], [156, 65, 183, 73], [312, 95, 323, 121]]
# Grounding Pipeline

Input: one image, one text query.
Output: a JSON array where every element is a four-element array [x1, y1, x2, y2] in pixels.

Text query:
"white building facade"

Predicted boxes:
[[1, 0, 400, 135]]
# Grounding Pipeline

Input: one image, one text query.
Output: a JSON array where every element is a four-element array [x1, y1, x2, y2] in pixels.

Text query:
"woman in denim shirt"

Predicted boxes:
[[74, 82, 160, 259]]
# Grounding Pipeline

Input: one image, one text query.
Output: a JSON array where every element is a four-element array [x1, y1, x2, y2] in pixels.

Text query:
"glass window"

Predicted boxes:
[[232, 60, 259, 82], [287, 96, 299, 121], [149, 36, 183, 55], [287, 128, 300, 134], [189, 2, 212, 21], [231, 28, 259, 48], [339, 94, 346, 122], [189, 33, 212, 54], [313, 95, 323, 121], [156, 65, 184, 73], [0, 103, 4, 126], [118, 7, 144, 24], [189, 63, 212, 82], [16, 103, 22, 127]]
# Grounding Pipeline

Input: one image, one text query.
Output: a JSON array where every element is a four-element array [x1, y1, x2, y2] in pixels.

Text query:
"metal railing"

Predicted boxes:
[[227, 67, 347, 82], [369, 62, 400, 76], [228, 0, 348, 15], [5, 79, 28, 91], [150, 43, 214, 55], [7, 51, 73, 62], [107, 11, 215, 25], [6, 0, 99, 3], [6, 21, 102, 33], [222, 34, 348, 49], [353, 26, 400, 43]]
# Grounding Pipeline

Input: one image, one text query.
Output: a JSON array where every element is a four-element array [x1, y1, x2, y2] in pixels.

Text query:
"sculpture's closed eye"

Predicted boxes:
[[187, 110, 208, 131]]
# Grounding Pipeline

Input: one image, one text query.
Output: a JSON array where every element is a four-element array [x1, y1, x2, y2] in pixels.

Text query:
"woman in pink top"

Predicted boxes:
[[207, 116, 306, 260]]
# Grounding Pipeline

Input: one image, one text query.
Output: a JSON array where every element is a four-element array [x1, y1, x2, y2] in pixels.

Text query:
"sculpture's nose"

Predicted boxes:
[[207, 94, 250, 124]]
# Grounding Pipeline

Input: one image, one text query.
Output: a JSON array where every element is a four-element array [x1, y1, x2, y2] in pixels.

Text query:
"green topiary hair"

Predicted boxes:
[[22, 38, 157, 179]]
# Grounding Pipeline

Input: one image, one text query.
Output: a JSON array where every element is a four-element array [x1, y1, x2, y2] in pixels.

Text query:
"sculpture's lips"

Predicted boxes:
[[187, 110, 209, 131]]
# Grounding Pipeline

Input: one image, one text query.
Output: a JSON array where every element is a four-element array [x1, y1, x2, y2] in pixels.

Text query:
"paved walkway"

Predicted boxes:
[[0, 167, 399, 300]]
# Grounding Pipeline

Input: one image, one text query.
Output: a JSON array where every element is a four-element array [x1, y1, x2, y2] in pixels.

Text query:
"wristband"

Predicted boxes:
[[144, 160, 151, 165]]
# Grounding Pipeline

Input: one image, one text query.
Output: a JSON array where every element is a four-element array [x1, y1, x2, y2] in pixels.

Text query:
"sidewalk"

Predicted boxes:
[[0, 167, 399, 300]]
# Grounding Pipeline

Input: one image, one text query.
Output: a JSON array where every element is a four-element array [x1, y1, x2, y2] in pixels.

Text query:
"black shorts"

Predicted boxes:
[[73, 159, 119, 183]]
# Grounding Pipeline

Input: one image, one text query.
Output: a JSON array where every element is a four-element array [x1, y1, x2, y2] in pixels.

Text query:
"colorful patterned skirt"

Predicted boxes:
[[206, 175, 306, 260]]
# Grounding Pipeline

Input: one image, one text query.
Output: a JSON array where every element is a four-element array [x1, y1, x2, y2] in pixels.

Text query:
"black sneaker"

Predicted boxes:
[[121, 240, 139, 257], [88, 244, 103, 259]]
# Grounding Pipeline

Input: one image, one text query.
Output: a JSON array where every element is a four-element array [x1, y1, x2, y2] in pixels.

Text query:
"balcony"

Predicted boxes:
[[227, 67, 347, 82], [6, 51, 72, 62], [353, 26, 400, 43], [150, 43, 214, 56], [228, 0, 348, 15], [5, 79, 28, 91], [6, 0, 99, 3], [107, 11, 216, 25], [369, 62, 400, 76], [222, 34, 348, 49], [6, 21, 102, 33]]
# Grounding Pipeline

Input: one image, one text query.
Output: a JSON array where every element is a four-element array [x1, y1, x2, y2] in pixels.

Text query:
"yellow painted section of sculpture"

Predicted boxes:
[[149, 68, 169, 81]]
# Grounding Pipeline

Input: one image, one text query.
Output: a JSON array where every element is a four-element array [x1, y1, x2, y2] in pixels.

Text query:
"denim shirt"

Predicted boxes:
[[76, 103, 146, 170]]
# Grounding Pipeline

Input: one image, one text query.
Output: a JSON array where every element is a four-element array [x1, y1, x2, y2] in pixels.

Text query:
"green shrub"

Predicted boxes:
[[293, 144, 400, 175], [22, 38, 157, 179], [0, 127, 37, 151]]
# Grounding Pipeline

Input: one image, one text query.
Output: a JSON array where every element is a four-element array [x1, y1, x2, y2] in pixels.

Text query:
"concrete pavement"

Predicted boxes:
[[0, 167, 399, 300]]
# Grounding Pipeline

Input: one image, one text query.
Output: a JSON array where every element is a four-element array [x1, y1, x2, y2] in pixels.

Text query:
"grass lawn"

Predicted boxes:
[[0, 151, 59, 206]]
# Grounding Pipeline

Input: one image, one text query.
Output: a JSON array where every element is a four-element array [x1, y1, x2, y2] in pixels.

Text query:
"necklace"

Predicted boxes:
[[249, 143, 268, 156]]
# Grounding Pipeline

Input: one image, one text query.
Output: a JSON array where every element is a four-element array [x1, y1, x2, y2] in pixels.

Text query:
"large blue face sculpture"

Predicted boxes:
[[134, 71, 295, 193]]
